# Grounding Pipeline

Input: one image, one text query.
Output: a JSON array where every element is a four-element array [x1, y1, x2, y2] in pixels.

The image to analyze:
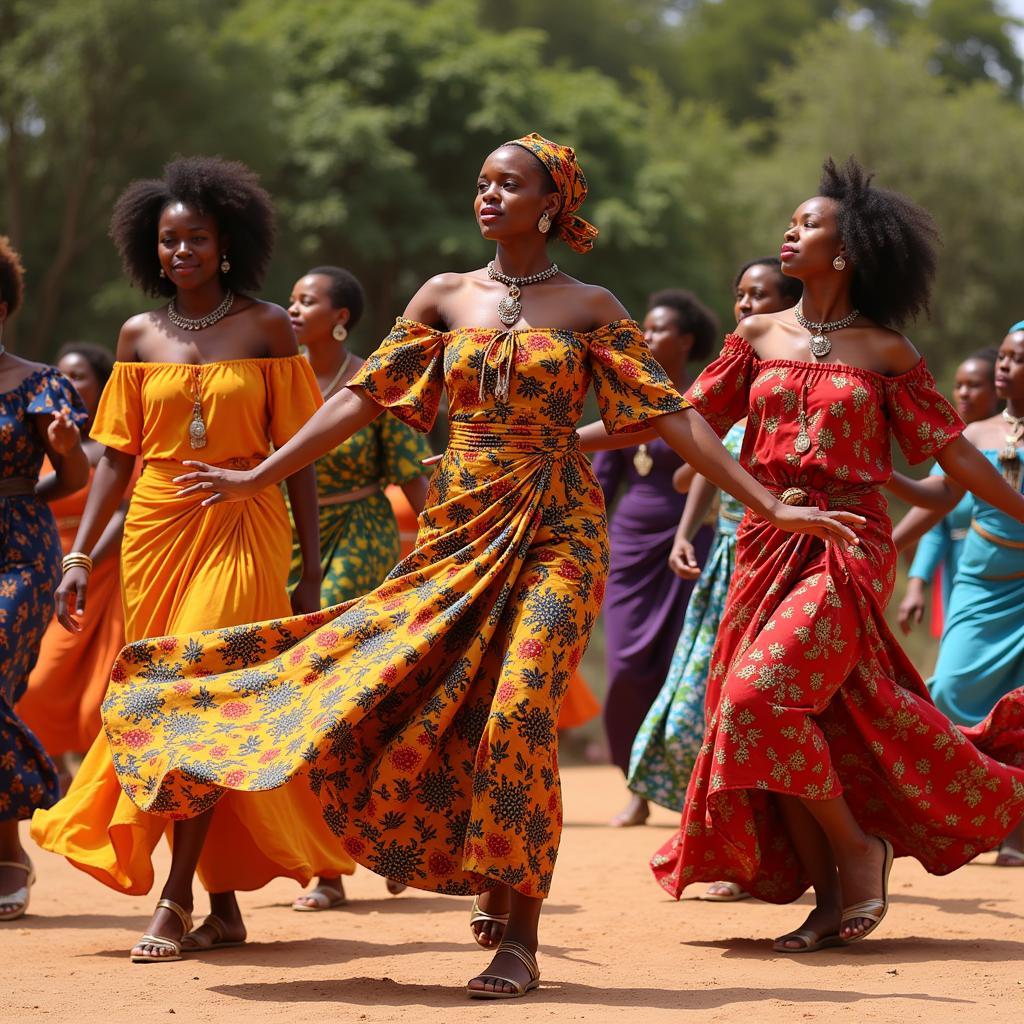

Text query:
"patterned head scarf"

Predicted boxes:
[[505, 132, 599, 254]]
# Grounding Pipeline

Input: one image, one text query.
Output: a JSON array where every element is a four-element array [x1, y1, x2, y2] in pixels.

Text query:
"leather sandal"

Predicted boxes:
[[772, 927, 846, 954], [181, 913, 246, 952], [292, 882, 347, 912], [130, 898, 192, 963], [467, 940, 541, 999], [0, 859, 36, 922], [841, 837, 894, 943], [469, 894, 509, 948]]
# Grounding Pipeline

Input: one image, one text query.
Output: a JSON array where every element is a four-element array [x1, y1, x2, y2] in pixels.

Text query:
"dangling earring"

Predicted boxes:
[[220, 255, 231, 273], [159, 268, 166, 278], [538, 211, 552, 234], [332, 322, 348, 343], [832, 255, 847, 271]]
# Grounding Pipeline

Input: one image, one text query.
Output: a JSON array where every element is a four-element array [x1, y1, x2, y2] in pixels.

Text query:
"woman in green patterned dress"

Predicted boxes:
[[286, 266, 432, 911]]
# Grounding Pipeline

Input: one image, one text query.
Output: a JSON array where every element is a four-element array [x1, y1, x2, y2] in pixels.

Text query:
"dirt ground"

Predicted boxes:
[[9, 764, 1022, 1024]]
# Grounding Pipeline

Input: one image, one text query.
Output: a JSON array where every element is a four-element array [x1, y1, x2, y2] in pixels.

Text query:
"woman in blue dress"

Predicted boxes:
[[626, 258, 800, 902], [894, 349, 999, 634], [0, 236, 88, 920]]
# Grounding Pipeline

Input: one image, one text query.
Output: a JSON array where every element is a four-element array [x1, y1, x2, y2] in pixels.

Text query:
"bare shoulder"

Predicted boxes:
[[115, 312, 157, 361], [245, 300, 298, 358], [576, 284, 630, 330], [403, 273, 468, 328], [871, 327, 921, 376], [963, 414, 1002, 448], [732, 313, 774, 343]]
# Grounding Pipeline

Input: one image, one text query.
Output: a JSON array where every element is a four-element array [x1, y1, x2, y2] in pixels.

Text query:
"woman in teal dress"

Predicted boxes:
[[285, 266, 432, 911], [627, 257, 800, 902]]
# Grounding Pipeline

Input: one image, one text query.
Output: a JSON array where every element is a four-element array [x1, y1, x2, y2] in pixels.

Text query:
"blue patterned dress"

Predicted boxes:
[[627, 422, 745, 811], [0, 367, 86, 820]]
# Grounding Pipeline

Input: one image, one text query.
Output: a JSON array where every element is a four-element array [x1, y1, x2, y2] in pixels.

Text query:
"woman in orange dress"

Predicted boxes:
[[33, 157, 349, 962], [18, 344, 127, 772], [652, 158, 1024, 953], [98, 135, 858, 998]]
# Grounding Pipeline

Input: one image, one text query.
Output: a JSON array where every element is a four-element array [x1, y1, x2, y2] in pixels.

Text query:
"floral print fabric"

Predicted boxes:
[[0, 368, 87, 820], [651, 335, 1024, 903], [101, 317, 686, 897]]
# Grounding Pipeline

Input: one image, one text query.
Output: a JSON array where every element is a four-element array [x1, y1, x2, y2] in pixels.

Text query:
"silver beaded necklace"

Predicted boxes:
[[168, 290, 235, 331], [487, 261, 559, 327], [794, 300, 860, 358]]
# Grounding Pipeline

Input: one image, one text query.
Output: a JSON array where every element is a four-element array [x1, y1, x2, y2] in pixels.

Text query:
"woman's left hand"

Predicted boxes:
[[47, 406, 81, 455], [289, 574, 322, 616], [770, 502, 864, 545]]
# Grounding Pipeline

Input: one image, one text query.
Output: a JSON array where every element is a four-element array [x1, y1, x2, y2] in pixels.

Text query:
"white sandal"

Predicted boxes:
[[0, 859, 36, 922], [698, 880, 750, 902], [292, 882, 347, 912]]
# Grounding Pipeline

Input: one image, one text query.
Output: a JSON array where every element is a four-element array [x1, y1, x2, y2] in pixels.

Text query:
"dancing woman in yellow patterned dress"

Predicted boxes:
[[105, 135, 860, 998]]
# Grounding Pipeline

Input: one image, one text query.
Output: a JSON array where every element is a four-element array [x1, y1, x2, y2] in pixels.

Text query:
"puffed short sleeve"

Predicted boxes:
[[587, 319, 688, 434], [347, 318, 445, 433], [884, 359, 964, 464], [91, 362, 144, 455], [263, 355, 323, 449], [683, 334, 754, 438], [25, 367, 89, 427]]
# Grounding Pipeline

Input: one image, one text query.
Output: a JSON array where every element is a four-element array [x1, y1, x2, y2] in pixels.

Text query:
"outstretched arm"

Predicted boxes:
[[891, 504, 946, 552], [884, 470, 963, 513], [653, 408, 863, 544], [578, 419, 657, 452], [936, 435, 1024, 523]]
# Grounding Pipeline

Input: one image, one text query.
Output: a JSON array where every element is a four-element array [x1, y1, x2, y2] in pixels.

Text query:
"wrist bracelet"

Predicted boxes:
[[62, 551, 94, 575]]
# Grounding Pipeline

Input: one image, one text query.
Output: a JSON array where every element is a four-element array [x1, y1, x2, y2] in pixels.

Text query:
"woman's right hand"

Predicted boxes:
[[55, 567, 89, 633], [897, 577, 927, 635], [173, 463, 262, 506], [668, 538, 701, 579], [770, 502, 864, 545]]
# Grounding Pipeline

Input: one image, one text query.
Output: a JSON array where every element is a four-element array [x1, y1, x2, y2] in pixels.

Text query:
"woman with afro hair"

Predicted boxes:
[[650, 157, 1024, 952], [0, 237, 89, 921], [32, 156, 351, 961]]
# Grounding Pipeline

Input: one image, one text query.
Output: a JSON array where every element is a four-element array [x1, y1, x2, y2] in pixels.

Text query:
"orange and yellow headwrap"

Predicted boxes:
[[505, 132, 599, 254]]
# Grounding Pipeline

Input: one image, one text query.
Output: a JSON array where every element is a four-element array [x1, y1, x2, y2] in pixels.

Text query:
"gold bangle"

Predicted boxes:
[[62, 551, 94, 575]]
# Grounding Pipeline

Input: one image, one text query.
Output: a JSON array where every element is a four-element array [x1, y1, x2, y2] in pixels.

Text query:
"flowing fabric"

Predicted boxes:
[[31, 356, 353, 895], [652, 335, 1024, 903], [628, 422, 746, 810], [98, 318, 685, 898], [593, 439, 711, 771], [927, 450, 1024, 725], [18, 462, 128, 756], [0, 369, 87, 820]]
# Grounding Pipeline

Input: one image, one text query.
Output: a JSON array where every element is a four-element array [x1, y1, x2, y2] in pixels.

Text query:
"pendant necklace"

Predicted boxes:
[[1000, 408, 1024, 490], [633, 443, 653, 477], [794, 300, 859, 358], [486, 260, 559, 327], [171, 291, 235, 450], [794, 384, 812, 455]]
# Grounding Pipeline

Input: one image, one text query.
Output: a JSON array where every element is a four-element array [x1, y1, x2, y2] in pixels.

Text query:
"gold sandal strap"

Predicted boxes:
[[497, 941, 539, 978], [470, 897, 509, 925], [155, 898, 193, 935], [473, 974, 525, 995], [200, 914, 227, 943], [841, 900, 884, 923], [138, 934, 182, 954]]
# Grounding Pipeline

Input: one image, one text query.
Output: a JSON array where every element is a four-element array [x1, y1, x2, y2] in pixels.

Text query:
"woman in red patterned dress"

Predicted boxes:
[[652, 157, 1024, 953]]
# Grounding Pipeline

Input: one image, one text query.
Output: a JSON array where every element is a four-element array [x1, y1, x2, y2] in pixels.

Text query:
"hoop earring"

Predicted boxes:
[[332, 323, 348, 343], [538, 211, 552, 234], [832, 256, 847, 271], [220, 255, 231, 273]]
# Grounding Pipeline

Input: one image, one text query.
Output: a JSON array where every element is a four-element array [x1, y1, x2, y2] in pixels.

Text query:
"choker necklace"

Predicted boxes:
[[794, 301, 859, 358], [319, 351, 352, 400], [168, 290, 235, 331], [487, 261, 559, 327]]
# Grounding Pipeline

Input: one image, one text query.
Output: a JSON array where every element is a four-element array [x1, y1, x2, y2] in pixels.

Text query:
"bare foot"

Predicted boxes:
[[471, 886, 510, 948], [386, 878, 407, 896], [608, 794, 649, 828], [837, 835, 888, 941], [467, 941, 538, 996]]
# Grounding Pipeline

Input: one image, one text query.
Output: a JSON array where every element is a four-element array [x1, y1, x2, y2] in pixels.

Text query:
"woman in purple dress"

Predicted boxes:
[[593, 289, 717, 827]]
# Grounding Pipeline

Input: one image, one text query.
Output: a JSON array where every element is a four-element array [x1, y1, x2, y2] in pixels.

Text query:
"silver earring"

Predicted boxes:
[[220, 255, 231, 273], [538, 211, 552, 234], [159, 268, 166, 278], [832, 255, 846, 271], [332, 323, 348, 342]]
